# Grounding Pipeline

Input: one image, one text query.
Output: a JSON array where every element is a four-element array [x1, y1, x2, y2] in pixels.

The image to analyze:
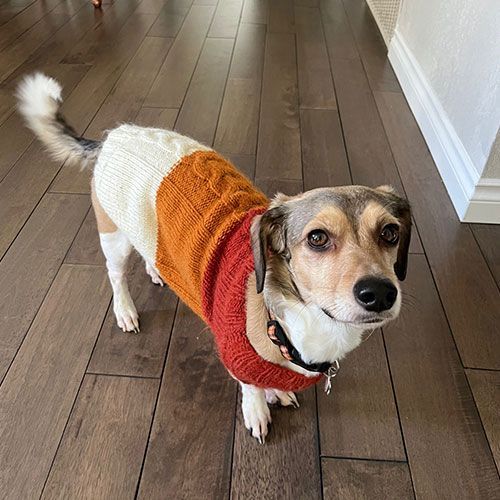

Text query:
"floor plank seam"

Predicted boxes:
[[85, 371, 161, 380], [468, 224, 500, 294], [321, 455, 408, 464], [0, 196, 91, 387], [315, 386, 326, 500], [132, 298, 180, 500], [208, 2, 242, 150], [463, 373, 500, 478], [380, 328, 417, 496], [171, 5, 217, 138], [318, 3, 354, 185], [226, 378, 239, 500], [38, 293, 114, 498]]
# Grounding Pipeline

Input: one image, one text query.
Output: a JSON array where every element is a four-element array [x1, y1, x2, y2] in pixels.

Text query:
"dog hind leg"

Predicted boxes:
[[99, 231, 139, 333], [92, 181, 139, 333]]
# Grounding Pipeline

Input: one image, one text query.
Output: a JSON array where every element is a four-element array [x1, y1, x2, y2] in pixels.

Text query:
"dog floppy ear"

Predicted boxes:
[[376, 185, 412, 281], [250, 201, 289, 294], [393, 198, 412, 281]]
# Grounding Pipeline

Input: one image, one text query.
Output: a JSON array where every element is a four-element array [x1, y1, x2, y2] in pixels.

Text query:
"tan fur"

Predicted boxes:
[[287, 202, 399, 319], [91, 180, 117, 234], [245, 274, 291, 366]]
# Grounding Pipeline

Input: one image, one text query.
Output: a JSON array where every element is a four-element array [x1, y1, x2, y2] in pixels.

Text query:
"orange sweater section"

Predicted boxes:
[[154, 151, 268, 318]]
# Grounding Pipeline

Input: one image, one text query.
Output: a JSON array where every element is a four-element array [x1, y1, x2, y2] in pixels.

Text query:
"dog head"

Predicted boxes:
[[251, 185, 411, 328]]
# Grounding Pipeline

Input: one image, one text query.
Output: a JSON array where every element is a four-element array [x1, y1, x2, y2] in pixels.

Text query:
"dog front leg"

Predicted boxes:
[[240, 382, 272, 444]]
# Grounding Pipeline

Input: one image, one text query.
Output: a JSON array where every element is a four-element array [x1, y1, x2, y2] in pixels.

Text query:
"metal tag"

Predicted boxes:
[[324, 360, 340, 395]]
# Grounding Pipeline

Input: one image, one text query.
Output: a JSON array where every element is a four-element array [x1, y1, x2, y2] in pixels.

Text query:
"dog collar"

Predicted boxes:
[[266, 313, 340, 394]]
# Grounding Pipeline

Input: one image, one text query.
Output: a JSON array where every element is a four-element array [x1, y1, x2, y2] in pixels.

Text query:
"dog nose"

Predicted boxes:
[[353, 277, 398, 313]]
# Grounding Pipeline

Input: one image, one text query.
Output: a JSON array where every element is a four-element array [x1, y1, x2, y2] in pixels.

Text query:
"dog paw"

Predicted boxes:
[[265, 389, 299, 408], [242, 394, 272, 444], [114, 304, 140, 333], [145, 262, 164, 287]]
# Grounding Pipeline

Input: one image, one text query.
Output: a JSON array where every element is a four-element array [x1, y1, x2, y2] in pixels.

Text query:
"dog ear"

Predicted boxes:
[[250, 204, 288, 294], [393, 198, 412, 281]]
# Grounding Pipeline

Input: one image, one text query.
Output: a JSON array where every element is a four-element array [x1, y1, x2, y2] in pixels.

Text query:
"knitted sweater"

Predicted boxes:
[[94, 124, 322, 391]]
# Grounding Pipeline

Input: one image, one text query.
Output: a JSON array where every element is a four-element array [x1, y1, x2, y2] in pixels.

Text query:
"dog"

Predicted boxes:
[[17, 73, 411, 443]]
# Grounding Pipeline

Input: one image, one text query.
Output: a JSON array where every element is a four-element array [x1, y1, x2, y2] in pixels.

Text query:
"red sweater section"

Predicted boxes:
[[201, 209, 323, 392]]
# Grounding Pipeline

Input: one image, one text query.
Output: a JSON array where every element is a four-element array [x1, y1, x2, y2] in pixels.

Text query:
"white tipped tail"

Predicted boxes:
[[16, 73, 101, 168]]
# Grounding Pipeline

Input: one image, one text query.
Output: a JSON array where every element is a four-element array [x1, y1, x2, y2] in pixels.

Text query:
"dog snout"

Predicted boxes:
[[353, 277, 397, 313]]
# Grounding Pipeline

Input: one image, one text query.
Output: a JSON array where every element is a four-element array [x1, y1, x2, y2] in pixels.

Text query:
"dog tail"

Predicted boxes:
[[16, 73, 101, 168]]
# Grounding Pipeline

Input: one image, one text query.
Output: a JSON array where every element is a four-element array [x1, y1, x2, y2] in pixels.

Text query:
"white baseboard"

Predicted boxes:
[[464, 178, 500, 223], [388, 31, 500, 224]]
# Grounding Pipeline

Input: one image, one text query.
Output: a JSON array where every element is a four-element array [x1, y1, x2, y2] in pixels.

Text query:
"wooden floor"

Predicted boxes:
[[0, 0, 499, 498]]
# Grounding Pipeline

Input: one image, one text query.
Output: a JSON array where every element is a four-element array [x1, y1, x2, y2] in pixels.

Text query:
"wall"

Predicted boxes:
[[388, 0, 500, 222]]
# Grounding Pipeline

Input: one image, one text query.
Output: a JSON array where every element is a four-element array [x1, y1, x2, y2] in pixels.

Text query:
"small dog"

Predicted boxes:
[[17, 73, 411, 443]]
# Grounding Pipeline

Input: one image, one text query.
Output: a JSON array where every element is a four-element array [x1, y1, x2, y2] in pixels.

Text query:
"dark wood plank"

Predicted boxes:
[[135, 107, 179, 128], [144, 5, 216, 108], [471, 224, 500, 287], [0, 0, 63, 52], [137, 303, 235, 499], [0, 133, 83, 259], [331, 57, 424, 254], [300, 108, 351, 189], [322, 458, 413, 499], [48, 13, 159, 194], [256, 178, 303, 197], [88, 253, 178, 378], [0, 264, 110, 499], [59, 12, 158, 136], [64, 209, 105, 266], [214, 22, 266, 155], [231, 387, 321, 499], [318, 331, 405, 461], [341, 0, 400, 92], [320, 0, 358, 61], [0, 141, 71, 239], [466, 369, 500, 470], [256, 32, 301, 180], [175, 37, 234, 145], [2, 2, 102, 90], [375, 91, 500, 369], [0, 194, 90, 380], [241, 0, 268, 24], [0, 0, 84, 83], [384, 255, 500, 498], [148, 0, 192, 37], [42, 375, 158, 499], [329, 57, 403, 191], [0, 0, 37, 26], [268, 0, 294, 34], [208, 0, 243, 38], [295, 6, 336, 109], [224, 153, 255, 180], [84, 36, 173, 138], [61, 0, 141, 65]]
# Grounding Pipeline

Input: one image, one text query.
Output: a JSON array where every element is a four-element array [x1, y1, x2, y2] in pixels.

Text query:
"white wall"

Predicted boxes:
[[397, 0, 500, 176], [388, 0, 500, 222]]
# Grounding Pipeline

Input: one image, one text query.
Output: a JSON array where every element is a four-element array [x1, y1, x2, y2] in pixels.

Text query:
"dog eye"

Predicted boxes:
[[307, 230, 330, 249], [380, 224, 399, 245]]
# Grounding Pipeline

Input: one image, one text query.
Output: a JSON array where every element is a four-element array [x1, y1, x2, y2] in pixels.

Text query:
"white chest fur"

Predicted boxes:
[[274, 301, 364, 369]]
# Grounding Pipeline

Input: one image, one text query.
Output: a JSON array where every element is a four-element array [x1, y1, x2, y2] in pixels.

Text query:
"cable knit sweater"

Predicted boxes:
[[94, 124, 322, 391]]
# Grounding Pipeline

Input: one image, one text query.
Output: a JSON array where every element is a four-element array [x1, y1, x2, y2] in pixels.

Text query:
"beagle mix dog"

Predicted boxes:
[[17, 73, 411, 443]]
